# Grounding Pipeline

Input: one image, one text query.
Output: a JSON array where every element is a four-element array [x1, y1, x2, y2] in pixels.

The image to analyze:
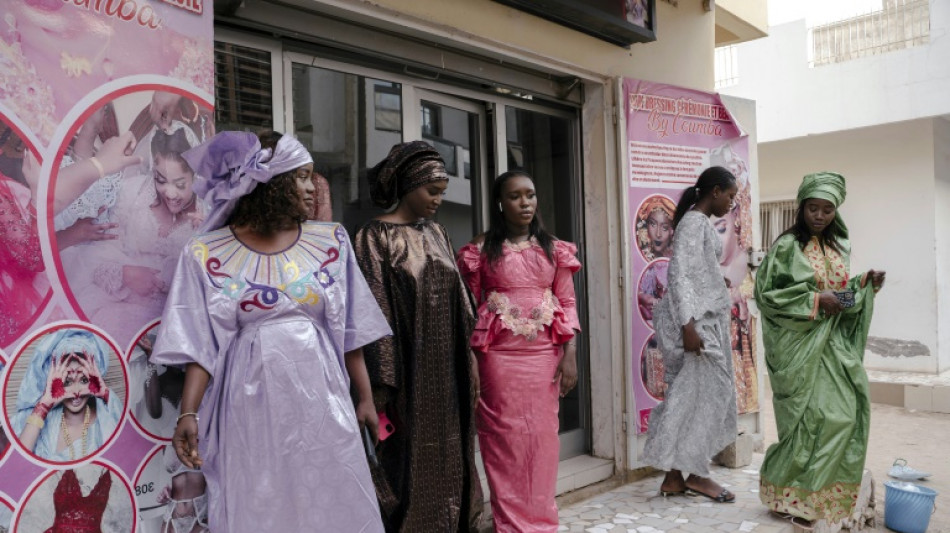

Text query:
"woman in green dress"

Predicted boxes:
[[755, 172, 885, 529]]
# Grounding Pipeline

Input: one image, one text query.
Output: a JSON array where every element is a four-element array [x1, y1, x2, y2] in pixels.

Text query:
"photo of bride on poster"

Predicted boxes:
[[4, 326, 127, 463], [14, 462, 134, 533], [709, 141, 758, 414], [635, 194, 675, 262], [134, 445, 209, 533], [127, 324, 182, 440], [53, 90, 212, 349], [0, 360, 8, 461], [0, 0, 213, 144], [0, 495, 11, 533], [0, 119, 49, 349]]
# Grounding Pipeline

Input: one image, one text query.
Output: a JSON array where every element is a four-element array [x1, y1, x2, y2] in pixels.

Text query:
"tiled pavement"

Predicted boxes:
[[557, 454, 795, 533]]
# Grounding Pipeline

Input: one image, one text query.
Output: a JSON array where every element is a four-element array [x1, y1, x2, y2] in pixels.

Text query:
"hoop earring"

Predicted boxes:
[[180, 100, 200, 123], [498, 203, 503, 212]]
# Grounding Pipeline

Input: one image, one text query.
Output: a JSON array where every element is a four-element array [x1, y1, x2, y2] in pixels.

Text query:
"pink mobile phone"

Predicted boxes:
[[378, 412, 395, 441]]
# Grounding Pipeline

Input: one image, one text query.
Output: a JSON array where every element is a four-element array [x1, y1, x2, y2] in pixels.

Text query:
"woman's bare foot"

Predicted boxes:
[[685, 475, 735, 502], [659, 469, 687, 494]]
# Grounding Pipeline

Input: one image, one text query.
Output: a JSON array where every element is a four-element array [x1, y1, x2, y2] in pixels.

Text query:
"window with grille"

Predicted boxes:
[[760, 199, 798, 251], [714, 45, 739, 89], [214, 42, 274, 132]]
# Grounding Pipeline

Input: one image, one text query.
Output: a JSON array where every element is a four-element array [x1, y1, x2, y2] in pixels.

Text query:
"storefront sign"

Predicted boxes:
[[493, 0, 656, 46], [623, 78, 758, 435], [0, 1, 214, 531]]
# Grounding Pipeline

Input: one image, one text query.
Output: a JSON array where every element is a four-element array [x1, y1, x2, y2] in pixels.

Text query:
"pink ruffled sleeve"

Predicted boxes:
[[457, 242, 497, 351], [551, 240, 582, 344], [456, 242, 483, 304]]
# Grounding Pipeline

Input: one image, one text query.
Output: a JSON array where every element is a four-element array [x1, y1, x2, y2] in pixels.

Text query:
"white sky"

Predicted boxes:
[[768, 0, 885, 27]]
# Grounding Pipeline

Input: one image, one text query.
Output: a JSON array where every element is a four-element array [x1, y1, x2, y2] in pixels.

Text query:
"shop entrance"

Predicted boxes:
[[214, 40, 588, 459]]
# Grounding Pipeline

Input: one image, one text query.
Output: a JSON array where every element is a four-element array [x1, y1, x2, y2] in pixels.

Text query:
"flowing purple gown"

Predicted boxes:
[[152, 222, 391, 532]]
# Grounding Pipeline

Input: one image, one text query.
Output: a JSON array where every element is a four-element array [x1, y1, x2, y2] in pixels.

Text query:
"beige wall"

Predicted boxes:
[[716, 0, 769, 46], [759, 120, 940, 373], [321, 0, 717, 90]]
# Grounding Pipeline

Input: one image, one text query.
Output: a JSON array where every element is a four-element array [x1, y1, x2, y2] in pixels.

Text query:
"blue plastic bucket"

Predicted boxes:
[[885, 481, 938, 533]]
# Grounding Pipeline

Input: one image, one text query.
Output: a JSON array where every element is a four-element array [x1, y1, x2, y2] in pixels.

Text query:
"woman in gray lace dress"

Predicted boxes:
[[641, 166, 739, 503]]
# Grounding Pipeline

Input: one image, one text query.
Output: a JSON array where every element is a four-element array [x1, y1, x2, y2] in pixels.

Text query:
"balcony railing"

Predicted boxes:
[[809, 0, 930, 67]]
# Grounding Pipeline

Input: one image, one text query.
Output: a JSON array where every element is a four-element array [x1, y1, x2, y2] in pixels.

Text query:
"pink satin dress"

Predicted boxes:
[[458, 238, 581, 532]]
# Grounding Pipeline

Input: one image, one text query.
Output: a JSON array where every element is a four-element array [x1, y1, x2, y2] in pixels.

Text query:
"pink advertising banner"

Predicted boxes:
[[623, 78, 759, 435], [0, 1, 214, 531]]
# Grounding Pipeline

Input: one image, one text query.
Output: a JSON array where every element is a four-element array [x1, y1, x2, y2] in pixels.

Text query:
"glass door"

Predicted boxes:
[[406, 89, 488, 250], [285, 57, 405, 237], [502, 104, 588, 459]]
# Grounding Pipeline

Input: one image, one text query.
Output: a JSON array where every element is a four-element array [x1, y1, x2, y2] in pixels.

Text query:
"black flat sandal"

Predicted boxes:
[[687, 488, 736, 503]]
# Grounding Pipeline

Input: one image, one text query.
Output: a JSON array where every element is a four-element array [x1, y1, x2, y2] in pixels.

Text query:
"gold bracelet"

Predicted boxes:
[[26, 414, 45, 429], [177, 412, 199, 423], [88, 156, 105, 179]]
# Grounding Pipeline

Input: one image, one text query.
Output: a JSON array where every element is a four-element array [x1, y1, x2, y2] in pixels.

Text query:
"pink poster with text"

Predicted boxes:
[[624, 78, 758, 435], [0, 0, 214, 530]]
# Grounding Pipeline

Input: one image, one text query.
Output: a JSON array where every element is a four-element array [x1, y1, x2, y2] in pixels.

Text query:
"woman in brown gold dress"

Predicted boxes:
[[355, 141, 483, 532]]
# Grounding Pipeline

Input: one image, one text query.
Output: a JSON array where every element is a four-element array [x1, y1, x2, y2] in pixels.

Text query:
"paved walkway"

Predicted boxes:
[[558, 454, 795, 533], [558, 394, 950, 533]]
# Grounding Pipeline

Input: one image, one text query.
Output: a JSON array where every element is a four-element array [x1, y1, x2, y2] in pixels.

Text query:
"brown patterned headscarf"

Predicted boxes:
[[368, 141, 447, 208]]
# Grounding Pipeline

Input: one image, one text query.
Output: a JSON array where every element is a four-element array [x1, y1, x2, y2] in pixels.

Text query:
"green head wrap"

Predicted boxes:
[[797, 171, 848, 238]]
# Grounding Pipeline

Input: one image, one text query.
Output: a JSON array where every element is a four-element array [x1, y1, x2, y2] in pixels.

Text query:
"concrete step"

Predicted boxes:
[[867, 369, 950, 413]]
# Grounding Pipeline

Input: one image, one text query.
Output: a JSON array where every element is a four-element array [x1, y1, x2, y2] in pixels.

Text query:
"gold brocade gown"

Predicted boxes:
[[354, 219, 483, 533]]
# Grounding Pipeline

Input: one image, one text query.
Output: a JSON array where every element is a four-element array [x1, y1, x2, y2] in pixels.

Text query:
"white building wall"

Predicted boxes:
[[935, 117, 950, 373], [721, 0, 950, 143], [759, 119, 939, 373]]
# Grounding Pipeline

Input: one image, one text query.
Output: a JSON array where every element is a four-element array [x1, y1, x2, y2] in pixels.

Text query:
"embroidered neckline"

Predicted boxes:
[[804, 237, 848, 290], [193, 224, 344, 312], [503, 237, 537, 252]]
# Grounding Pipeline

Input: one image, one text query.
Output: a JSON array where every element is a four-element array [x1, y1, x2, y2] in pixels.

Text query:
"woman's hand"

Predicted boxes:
[[682, 320, 705, 355], [469, 352, 481, 407], [22, 150, 41, 197], [56, 211, 118, 250], [73, 107, 107, 160], [156, 484, 172, 505], [868, 269, 886, 290], [818, 291, 844, 316], [150, 92, 183, 132], [138, 336, 154, 359], [96, 131, 142, 176], [355, 400, 379, 444], [554, 342, 578, 397], [36, 357, 71, 418], [123, 265, 165, 297], [173, 416, 202, 469], [78, 356, 109, 404]]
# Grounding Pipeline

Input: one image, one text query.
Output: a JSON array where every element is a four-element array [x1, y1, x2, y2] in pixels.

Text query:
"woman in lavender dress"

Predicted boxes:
[[151, 131, 391, 532]]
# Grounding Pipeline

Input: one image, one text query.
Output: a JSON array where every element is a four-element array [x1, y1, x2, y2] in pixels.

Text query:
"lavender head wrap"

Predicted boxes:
[[368, 141, 447, 209], [184, 131, 313, 233]]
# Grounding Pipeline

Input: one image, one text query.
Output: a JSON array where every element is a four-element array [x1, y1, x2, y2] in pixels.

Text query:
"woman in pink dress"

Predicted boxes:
[[457, 170, 581, 532]]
